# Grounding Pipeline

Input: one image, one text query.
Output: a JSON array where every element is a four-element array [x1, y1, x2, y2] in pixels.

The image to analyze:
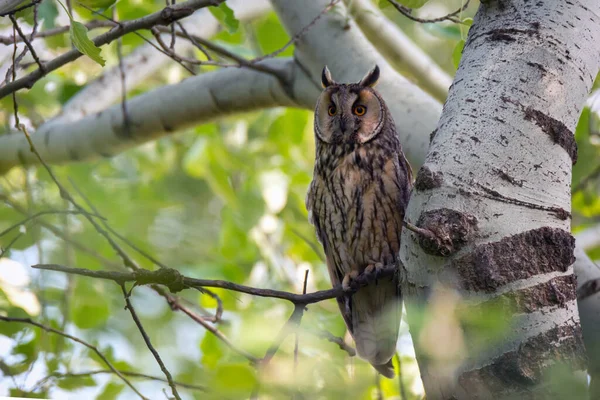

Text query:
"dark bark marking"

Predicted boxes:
[[458, 324, 586, 396], [524, 107, 577, 164], [429, 128, 437, 144], [415, 166, 443, 191], [471, 275, 577, 318], [485, 27, 540, 43], [477, 184, 570, 220], [416, 208, 478, 257], [454, 227, 575, 293], [494, 168, 523, 187], [526, 62, 547, 75]]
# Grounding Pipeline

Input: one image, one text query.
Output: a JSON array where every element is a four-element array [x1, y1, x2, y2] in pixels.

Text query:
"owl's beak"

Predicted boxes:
[[339, 114, 352, 136]]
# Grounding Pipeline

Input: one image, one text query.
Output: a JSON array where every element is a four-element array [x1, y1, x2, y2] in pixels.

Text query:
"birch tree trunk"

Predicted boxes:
[[400, 1, 600, 398]]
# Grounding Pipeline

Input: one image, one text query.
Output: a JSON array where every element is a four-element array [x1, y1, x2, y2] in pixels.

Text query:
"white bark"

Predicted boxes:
[[346, 0, 452, 102], [0, 59, 315, 172], [53, 0, 271, 123], [0, 0, 24, 14], [400, 0, 600, 398], [0, 0, 436, 174], [269, 0, 439, 167]]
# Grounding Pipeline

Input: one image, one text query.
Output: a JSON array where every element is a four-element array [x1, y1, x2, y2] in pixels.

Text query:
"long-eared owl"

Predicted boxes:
[[305, 65, 412, 378]]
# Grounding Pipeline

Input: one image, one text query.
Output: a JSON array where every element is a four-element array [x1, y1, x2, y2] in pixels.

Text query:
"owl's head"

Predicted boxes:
[[314, 65, 386, 145]]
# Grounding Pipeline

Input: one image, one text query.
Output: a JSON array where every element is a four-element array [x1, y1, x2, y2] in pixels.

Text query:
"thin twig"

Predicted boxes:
[[0, 210, 104, 238], [262, 305, 306, 365], [0, 195, 122, 270], [9, 14, 45, 74], [0, 316, 148, 399], [252, 0, 341, 63], [387, 0, 470, 24], [308, 328, 355, 357], [31, 369, 206, 393], [120, 285, 181, 400], [0, 232, 23, 258], [0, 20, 115, 45], [0, 0, 222, 99], [76, 2, 197, 76], [175, 21, 211, 60], [294, 270, 310, 369]]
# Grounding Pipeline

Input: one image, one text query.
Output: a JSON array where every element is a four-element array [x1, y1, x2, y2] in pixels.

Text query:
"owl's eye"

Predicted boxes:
[[353, 105, 366, 116], [328, 105, 337, 116]]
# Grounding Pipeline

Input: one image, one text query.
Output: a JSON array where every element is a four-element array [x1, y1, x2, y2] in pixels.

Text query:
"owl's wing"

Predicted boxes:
[[306, 178, 354, 331]]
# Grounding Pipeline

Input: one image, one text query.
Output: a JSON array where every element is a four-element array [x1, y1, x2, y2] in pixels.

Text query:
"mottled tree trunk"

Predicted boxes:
[[400, 1, 600, 398]]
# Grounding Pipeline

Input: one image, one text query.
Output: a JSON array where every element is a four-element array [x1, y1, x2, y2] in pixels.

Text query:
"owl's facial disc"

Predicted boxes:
[[315, 87, 384, 145]]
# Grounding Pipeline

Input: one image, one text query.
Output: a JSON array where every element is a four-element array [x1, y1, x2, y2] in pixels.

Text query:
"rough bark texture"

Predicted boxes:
[[399, 1, 600, 398]]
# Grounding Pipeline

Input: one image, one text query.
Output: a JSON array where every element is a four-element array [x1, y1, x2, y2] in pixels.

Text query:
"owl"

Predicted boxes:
[[306, 65, 412, 378]]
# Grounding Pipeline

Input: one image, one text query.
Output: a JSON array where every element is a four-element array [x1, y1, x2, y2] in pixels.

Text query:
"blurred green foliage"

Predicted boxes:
[[0, 0, 597, 399]]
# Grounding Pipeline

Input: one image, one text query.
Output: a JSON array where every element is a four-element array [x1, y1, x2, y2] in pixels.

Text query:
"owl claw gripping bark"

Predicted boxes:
[[364, 262, 385, 286], [342, 270, 360, 292], [306, 65, 413, 378]]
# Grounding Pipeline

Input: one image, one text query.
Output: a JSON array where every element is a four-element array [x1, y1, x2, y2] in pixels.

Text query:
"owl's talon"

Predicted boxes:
[[364, 262, 385, 285], [342, 270, 359, 292]]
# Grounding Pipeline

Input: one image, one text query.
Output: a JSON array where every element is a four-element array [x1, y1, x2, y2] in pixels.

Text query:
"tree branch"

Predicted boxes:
[[31, 369, 206, 393], [51, 0, 271, 124], [120, 285, 181, 400], [0, 0, 224, 100], [32, 262, 399, 305], [0, 316, 148, 399], [347, 0, 451, 102]]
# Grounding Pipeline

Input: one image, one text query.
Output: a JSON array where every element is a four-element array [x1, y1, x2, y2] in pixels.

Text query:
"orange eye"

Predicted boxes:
[[353, 105, 366, 116], [328, 105, 336, 116]]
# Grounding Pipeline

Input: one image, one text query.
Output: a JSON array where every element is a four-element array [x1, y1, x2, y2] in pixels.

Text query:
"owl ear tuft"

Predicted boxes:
[[321, 66, 336, 88], [358, 65, 380, 87]]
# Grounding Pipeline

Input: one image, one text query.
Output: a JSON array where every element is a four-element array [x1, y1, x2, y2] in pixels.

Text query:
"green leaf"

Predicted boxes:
[[452, 39, 465, 70], [71, 280, 110, 329], [70, 20, 105, 66], [215, 363, 257, 394], [57, 375, 96, 390], [209, 3, 239, 34], [96, 382, 125, 400], [392, 0, 430, 8], [461, 17, 473, 27], [377, 0, 391, 8], [200, 331, 224, 369], [38, 0, 59, 30], [57, 0, 105, 66]]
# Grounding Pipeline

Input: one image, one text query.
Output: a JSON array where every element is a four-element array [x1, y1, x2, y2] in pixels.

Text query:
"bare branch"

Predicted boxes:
[[31, 369, 206, 393], [347, 0, 451, 102], [8, 14, 45, 74], [0, 210, 104, 238], [32, 262, 399, 305], [307, 328, 356, 357], [387, 0, 470, 24], [0, 20, 115, 45], [120, 285, 181, 400], [0, 316, 148, 399]]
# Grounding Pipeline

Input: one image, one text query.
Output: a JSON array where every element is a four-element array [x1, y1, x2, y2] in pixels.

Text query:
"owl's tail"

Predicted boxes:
[[347, 277, 401, 378]]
